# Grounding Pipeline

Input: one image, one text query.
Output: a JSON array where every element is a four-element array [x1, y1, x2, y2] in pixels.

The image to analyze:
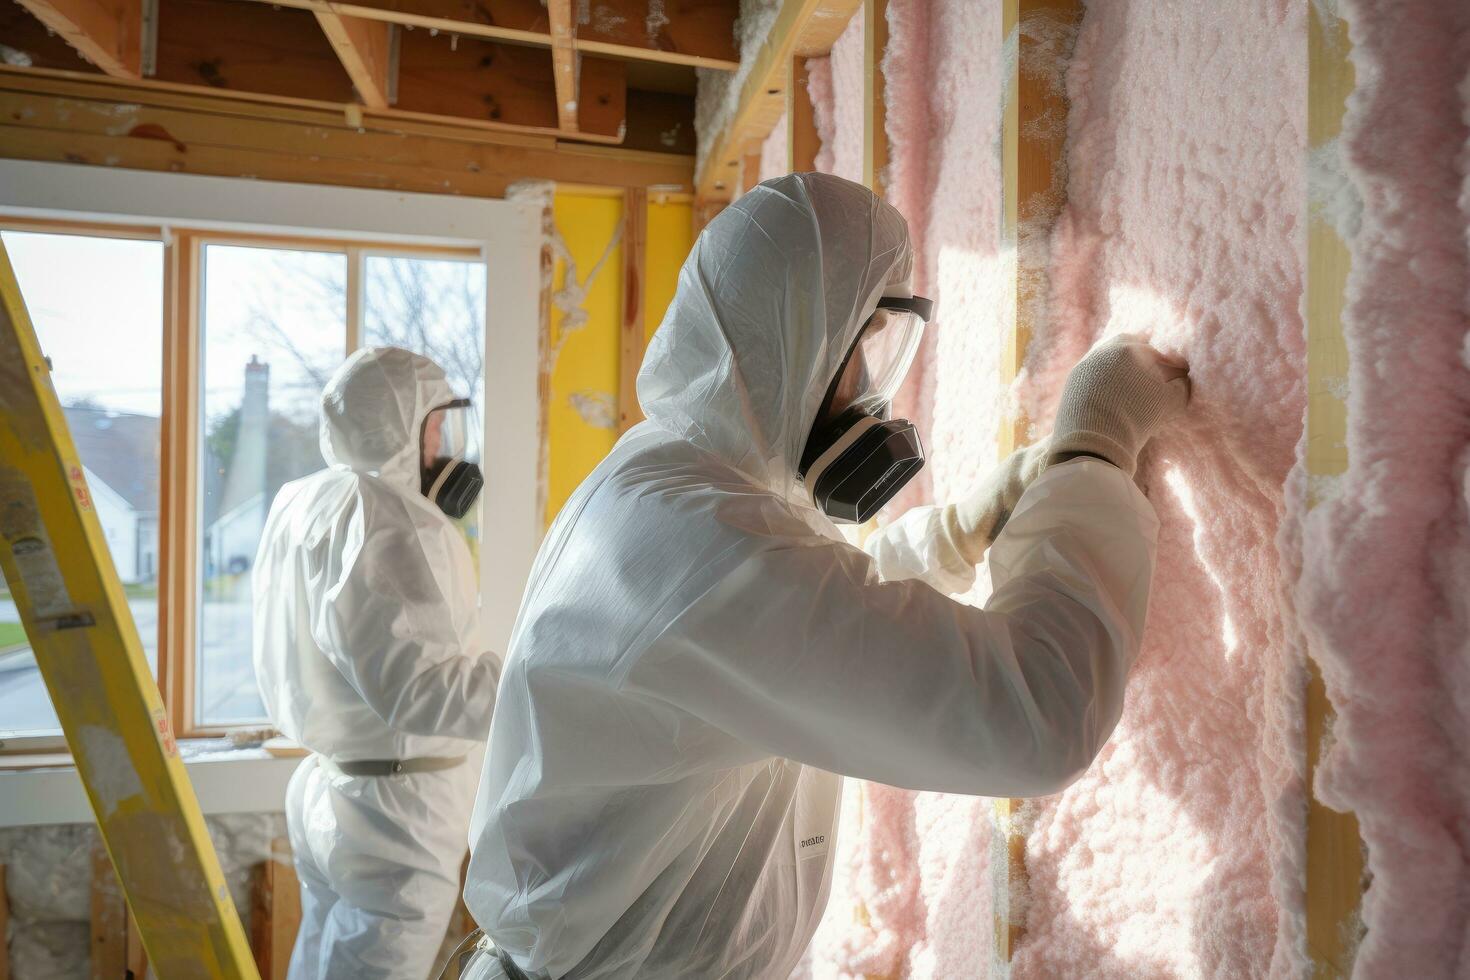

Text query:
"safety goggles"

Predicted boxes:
[[823, 294, 934, 422], [422, 398, 481, 467]]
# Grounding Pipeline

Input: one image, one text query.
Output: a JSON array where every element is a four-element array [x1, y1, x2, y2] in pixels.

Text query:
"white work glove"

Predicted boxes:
[[1047, 333, 1190, 476], [940, 440, 1051, 564]]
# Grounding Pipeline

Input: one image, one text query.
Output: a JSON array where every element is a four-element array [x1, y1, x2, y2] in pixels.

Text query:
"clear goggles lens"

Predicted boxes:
[[424, 399, 481, 464], [835, 303, 928, 417]]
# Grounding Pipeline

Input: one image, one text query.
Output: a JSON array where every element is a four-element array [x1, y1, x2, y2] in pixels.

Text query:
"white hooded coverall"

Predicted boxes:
[[253, 346, 500, 979], [463, 174, 1159, 979]]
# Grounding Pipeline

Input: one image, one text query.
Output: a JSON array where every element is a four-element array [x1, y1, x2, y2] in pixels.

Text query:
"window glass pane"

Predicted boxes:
[[0, 231, 163, 739], [199, 245, 346, 726], [363, 255, 488, 553]]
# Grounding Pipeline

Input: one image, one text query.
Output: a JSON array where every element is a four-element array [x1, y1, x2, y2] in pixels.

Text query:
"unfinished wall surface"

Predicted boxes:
[[1288, 1, 1470, 975], [541, 191, 625, 524], [0, 814, 284, 978], [694, 0, 1470, 977], [532, 188, 690, 528], [1011, 1, 1309, 974]]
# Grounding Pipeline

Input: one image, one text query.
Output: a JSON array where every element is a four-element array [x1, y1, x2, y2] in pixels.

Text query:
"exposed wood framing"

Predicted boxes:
[[12, 0, 141, 78], [994, 0, 1084, 970], [696, 0, 863, 200], [385, 29, 626, 141], [157, 229, 200, 738], [861, 0, 887, 195], [126, 911, 148, 977], [740, 151, 761, 195], [241, 0, 740, 70], [91, 837, 128, 979], [250, 839, 302, 980], [547, 0, 579, 132], [1305, 3, 1364, 976], [0, 70, 694, 195], [532, 188, 556, 529], [152, 0, 630, 142], [4, 0, 707, 141], [620, 187, 648, 432], [997, 0, 1081, 457], [786, 56, 818, 172], [154, 0, 356, 104], [315, 11, 394, 109]]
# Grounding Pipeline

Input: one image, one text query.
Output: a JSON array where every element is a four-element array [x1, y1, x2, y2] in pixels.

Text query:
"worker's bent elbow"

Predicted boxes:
[[1019, 732, 1101, 797], [990, 686, 1114, 798], [986, 609, 1131, 797]]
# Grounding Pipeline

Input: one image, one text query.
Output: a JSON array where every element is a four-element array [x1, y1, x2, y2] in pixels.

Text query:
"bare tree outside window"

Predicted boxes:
[[364, 256, 486, 401]]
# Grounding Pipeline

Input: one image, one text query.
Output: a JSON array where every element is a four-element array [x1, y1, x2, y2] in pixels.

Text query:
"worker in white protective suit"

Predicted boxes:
[[458, 173, 1189, 980], [253, 345, 501, 980]]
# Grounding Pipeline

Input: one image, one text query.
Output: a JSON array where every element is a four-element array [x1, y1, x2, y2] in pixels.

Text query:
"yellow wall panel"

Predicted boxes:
[[544, 195, 695, 528], [546, 192, 624, 525]]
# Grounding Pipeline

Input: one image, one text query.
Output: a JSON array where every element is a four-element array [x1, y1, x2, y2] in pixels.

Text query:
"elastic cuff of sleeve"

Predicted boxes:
[[1047, 431, 1136, 476], [939, 502, 989, 566]]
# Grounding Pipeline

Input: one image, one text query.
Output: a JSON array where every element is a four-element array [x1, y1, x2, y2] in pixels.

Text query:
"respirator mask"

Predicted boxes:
[[798, 292, 934, 524], [420, 398, 484, 520]]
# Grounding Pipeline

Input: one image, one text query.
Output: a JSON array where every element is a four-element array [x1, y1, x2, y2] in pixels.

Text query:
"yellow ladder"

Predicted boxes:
[[0, 240, 260, 977]]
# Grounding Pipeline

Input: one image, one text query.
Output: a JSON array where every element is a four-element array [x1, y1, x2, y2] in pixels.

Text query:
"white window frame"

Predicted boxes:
[[0, 159, 541, 742]]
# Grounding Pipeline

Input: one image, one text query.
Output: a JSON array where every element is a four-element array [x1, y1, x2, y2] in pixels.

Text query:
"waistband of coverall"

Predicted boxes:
[[323, 755, 467, 777]]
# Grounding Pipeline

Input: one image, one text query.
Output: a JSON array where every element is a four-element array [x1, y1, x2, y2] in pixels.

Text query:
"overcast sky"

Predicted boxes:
[[5, 231, 166, 416], [4, 231, 358, 426]]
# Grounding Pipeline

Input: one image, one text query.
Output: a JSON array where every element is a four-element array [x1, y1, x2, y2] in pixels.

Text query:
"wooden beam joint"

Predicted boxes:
[[315, 10, 394, 109], [696, 0, 864, 202], [547, 0, 578, 133], [14, 0, 142, 78]]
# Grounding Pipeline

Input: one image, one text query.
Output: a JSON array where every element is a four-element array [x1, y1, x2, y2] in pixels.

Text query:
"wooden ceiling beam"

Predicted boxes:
[[315, 11, 394, 109], [12, 0, 142, 78], [696, 0, 862, 201], [0, 68, 694, 192], [153, 0, 357, 104], [391, 27, 624, 140], [234, 0, 740, 70], [142, 0, 628, 141], [316, 11, 393, 109], [546, 0, 577, 132]]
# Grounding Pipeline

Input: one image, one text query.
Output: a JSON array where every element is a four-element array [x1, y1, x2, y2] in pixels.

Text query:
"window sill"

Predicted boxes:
[[0, 738, 305, 827]]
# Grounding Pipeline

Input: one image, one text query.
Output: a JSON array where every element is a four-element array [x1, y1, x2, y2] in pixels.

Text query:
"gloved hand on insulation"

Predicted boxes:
[[1047, 333, 1191, 475], [939, 440, 1051, 564]]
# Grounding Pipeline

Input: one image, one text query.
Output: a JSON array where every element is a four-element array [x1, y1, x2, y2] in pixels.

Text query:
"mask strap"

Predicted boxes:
[[803, 415, 881, 509], [426, 457, 461, 504]]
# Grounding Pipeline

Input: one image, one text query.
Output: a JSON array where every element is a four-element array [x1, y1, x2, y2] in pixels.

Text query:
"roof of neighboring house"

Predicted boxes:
[[62, 405, 160, 515]]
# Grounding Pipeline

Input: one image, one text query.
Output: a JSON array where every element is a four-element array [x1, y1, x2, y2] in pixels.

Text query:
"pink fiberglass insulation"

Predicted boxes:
[[1288, 1, 1470, 976], [1012, 2, 1312, 976], [766, 0, 1470, 974], [805, 0, 1318, 975], [808, 15, 865, 185]]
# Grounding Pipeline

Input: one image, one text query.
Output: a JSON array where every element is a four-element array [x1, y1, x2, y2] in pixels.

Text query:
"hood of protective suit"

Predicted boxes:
[[319, 345, 457, 497], [637, 172, 913, 503]]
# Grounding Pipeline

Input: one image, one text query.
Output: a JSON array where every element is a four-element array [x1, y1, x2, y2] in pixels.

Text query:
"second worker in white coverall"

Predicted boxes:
[[253, 346, 502, 979], [460, 172, 1189, 979]]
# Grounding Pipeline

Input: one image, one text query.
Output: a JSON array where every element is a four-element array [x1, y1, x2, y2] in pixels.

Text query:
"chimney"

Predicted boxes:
[[220, 355, 270, 520]]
